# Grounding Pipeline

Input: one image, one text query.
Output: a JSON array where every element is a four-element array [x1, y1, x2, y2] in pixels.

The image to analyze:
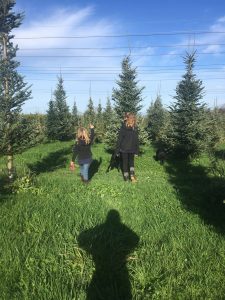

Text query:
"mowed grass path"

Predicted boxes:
[[0, 142, 225, 299]]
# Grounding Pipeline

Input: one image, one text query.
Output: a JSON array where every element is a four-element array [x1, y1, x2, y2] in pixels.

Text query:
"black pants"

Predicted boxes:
[[121, 153, 134, 174]]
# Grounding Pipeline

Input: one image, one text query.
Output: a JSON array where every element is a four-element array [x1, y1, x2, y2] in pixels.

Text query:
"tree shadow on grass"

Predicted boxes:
[[78, 209, 139, 300], [0, 175, 12, 201], [27, 147, 71, 175], [165, 158, 225, 234], [89, 158, 102, 180], [214, 149, 225, 160]]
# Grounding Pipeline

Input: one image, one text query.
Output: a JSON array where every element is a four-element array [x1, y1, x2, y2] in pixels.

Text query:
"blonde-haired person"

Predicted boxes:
[[116, 113, 139, 182], [70, 124, 94, 183]]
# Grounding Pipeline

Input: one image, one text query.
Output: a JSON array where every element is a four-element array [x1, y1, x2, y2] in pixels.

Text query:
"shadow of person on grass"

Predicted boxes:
[[27, 147, 71, 175], [78, 209, 139, 300], [165, 158, 225, 234], [89, 158, 102, 180]]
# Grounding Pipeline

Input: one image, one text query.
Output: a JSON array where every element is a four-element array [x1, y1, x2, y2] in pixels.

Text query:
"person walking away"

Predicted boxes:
[[70, 124, 94, 183], [116, 113, 139, 182]]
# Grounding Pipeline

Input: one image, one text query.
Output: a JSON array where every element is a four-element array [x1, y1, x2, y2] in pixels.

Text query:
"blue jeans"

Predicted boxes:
[[80, 163, 90, 181]]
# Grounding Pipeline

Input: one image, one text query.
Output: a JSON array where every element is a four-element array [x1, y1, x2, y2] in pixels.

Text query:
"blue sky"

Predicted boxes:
[[13, 0, 225, 113]]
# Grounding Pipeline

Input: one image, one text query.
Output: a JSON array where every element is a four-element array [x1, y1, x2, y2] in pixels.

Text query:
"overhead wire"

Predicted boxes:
[[13, 30, 225, 39]]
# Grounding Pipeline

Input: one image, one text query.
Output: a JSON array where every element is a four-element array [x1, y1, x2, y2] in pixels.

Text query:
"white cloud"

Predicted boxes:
[[217, 16, 225, 23], [10, 6, 126, 112], [194, 16, 225, 54], [10, 7, 225, 113]]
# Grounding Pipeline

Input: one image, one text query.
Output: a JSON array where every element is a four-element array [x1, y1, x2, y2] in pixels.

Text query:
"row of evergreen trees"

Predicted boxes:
[[45, 55, 149, 149], [45, 52, 219, 159], [0, 0, 223, 180]]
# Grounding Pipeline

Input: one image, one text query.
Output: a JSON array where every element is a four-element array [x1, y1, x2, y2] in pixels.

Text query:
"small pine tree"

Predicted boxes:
[[210, 107, 225, 143], [83, 97, 95, 127], [146, 94, 166, 143], [104, 110, 121, 152], [103, 97, 113, 122], [0, 1, 32, 179], [95, 101, 104, 142], [23, 113, 47, 144], [71, 100, 80, 135], [170, 51, 209, 158], [112, 56, 144, 119], [137, 116, 149, 146], [46, 100, 58, 140]]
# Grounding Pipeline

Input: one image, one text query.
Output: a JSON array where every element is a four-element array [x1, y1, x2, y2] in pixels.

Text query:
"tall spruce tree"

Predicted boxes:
[[0, 0, 32, 179], [170, 51, 208, 158], [52, 75, 72, 141], [112, 56, 144, 119]]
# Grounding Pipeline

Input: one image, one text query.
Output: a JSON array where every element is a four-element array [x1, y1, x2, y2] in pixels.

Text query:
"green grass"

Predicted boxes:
[[0, 142, 225, 299]]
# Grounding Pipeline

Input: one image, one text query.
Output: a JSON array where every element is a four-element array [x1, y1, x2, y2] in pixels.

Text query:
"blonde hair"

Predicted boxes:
[[76, 127, 90, 144], [125, 112, 136, 128]]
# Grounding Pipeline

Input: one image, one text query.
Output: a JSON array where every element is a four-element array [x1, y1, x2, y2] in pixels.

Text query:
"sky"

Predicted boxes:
[[11, 0, 225, 114]]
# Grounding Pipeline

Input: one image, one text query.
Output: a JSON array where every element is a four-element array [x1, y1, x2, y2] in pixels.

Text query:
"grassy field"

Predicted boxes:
[[0, 141, 225, 300]]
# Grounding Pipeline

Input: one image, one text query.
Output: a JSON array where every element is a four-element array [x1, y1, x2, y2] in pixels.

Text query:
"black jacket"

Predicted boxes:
[[72, 128, 94, 162], [116, 124, 139, 154]]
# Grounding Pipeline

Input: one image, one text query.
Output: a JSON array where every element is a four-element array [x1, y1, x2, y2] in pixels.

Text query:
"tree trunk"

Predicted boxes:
[[7, 153, 14, 180], [3, 34, 14, 180]]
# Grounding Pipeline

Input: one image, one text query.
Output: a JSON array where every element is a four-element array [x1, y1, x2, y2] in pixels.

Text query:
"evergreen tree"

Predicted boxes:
[[102, 97, 113, 130], [0, 0, 32, 179], [53, 75, 72, 141], [103, 97, 113, 120], [112, 56, 144, 119], [95, 101, 104, 142], [170, 51, 209, 158], [137, 116, 149, 146], [146, 94, 167, 143], [97, 101, 102, 117], [71, 100, 80, 134], [23, 113, 47, 144], [84, 97, 95, 126], [211, 107, 225, 143], [46, 99, 57, 140], [104, 111, 121, 151]]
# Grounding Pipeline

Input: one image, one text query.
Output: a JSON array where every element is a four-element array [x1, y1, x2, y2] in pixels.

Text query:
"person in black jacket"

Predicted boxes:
[[116, 113, 139, 182], [70, 124, 94, 183]]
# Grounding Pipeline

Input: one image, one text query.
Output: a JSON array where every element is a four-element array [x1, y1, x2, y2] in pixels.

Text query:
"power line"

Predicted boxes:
[[14, 31, 225, 39], [16, 51, 225, 58], [17, 17, 219, 28], [18, 69, 225, 75], [18, 63, 225, 69], [24, 77, 225, 82], [17, 43, 225, 50], [31, 88, 225, 93]]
